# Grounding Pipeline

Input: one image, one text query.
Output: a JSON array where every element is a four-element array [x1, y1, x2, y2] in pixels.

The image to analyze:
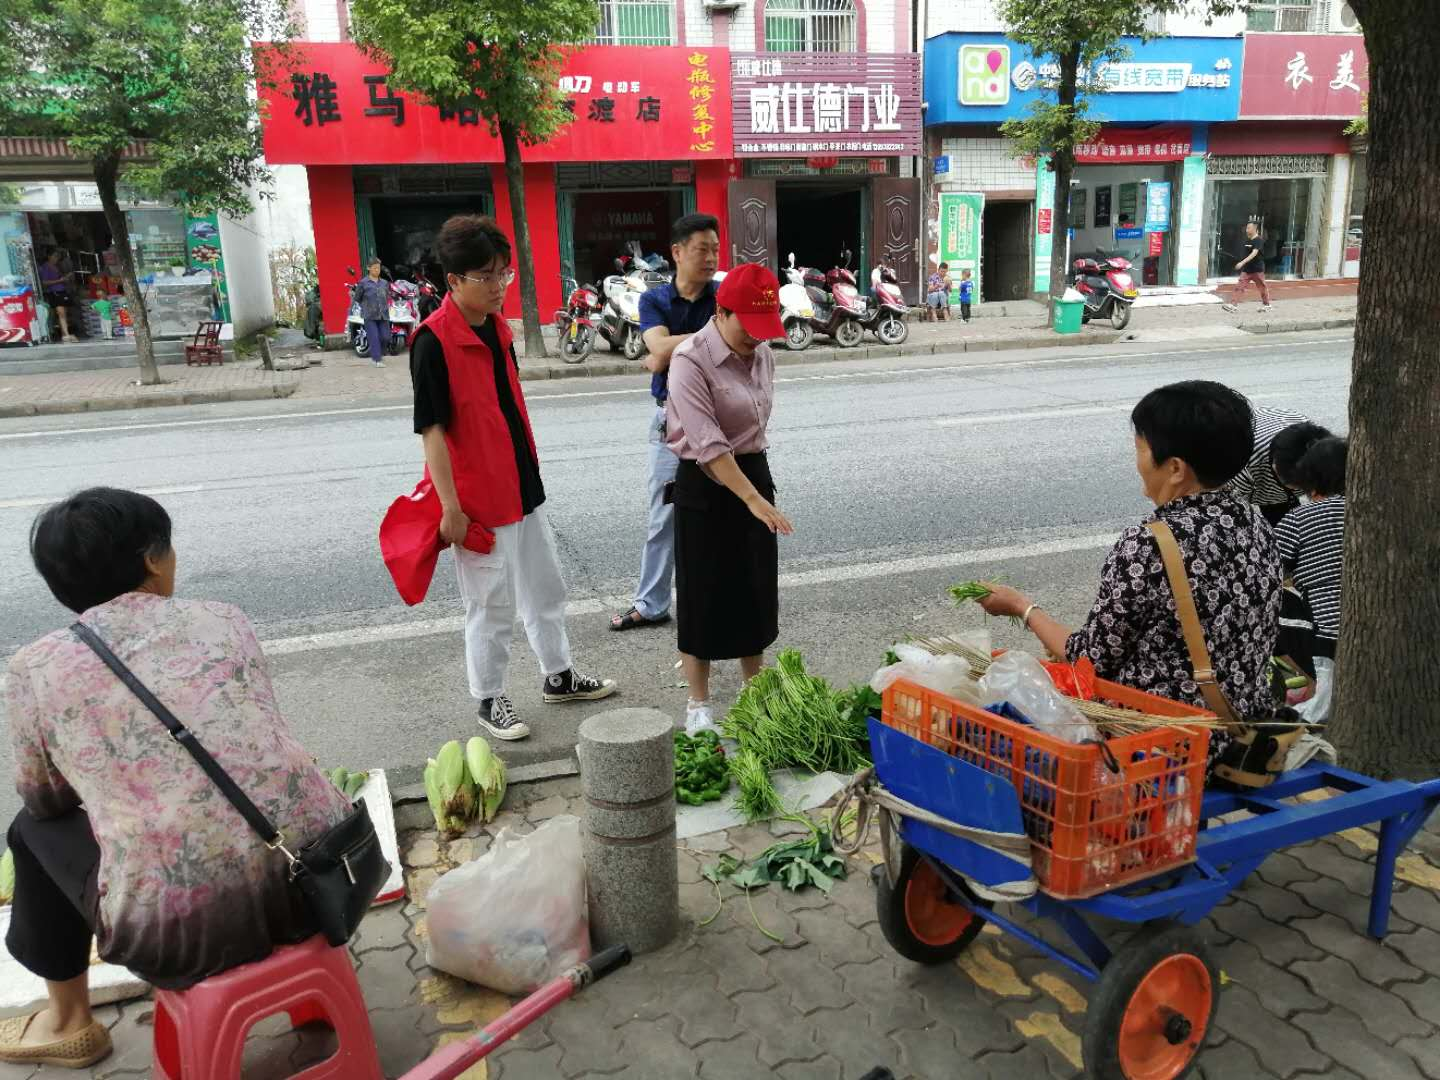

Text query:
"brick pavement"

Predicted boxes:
[[3, 765, 1435, 1080]]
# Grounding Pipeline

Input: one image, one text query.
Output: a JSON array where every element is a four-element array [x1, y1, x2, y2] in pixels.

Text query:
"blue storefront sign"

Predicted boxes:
[[1145, 181, 1172, 232], [924, 33, 1244, 126]]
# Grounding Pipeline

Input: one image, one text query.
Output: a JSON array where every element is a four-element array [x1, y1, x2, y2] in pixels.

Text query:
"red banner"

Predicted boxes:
[[1075, 126, 1193, 163], [1238, 33, 1367, 120], [257, 43, 732, 165]]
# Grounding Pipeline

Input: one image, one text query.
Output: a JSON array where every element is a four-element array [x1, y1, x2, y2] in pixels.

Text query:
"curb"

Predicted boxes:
[[1241, 316, 1356, 335], [0, 379, 300, 419]]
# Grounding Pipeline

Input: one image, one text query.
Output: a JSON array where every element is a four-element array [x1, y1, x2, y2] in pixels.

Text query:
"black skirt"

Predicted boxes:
[[673, 453, 779, 661]]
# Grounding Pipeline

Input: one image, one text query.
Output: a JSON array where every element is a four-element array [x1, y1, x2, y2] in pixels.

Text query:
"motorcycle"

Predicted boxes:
[[346, 268, 422, 357], [798, 250, 865, 348], [859, 263, 909, 346], [779, 254, 816, 351], [600, 243, 670, 361], [1071, 250, 1138, 331], [554, 277, 604, 364], [414, 268, 442, 321]]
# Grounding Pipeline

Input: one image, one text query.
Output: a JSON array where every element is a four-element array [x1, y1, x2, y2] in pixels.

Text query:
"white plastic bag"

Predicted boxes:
[[1295, 657, 1334, 725], [1062, 286, 1084, 302], [979, 651, 1097, 743], [870, 643, 997, 707], [425, 815, 590, 994]]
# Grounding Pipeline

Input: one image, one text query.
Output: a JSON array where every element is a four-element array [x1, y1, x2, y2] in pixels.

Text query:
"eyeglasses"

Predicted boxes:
[[454, 269, 517, 288]]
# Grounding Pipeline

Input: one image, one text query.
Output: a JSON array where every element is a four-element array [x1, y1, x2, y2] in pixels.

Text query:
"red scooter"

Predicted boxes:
[[860, 263, 909, 345], [799, 249, 866, 348], [1071, 249, 1138, 331], [554, 278, 605, 364]]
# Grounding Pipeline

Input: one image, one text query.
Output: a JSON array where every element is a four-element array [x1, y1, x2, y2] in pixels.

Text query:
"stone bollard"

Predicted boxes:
[[576, 708, 679, 956]]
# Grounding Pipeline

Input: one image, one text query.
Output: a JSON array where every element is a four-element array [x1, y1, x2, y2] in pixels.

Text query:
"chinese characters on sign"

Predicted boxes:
[[292, 72, 341, 126], [1238, 33, 1368, 119], [1284, 52, 1314, 92], [687, 51, 717, 154], [731, 53, 921, 157], [1011, 59, 1231, 94], [1074, 135, 1192, 163], [1329, 50, 1361, 92]]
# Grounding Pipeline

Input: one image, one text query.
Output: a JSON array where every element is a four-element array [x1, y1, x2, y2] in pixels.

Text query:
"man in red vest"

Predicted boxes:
[[410, 215, 616, 740]]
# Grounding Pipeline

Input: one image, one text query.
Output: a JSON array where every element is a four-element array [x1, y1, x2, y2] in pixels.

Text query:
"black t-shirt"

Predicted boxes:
[[1240, 238, 1264, 272], [410, 321, 545, 516]]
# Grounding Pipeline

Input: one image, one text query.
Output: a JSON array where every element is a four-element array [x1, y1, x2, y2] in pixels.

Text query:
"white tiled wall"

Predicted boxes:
[[301, 0, 341, 40], [937, 137, 1034, 192], [683, 0, 713, 45], [698, 0, 907, 52]]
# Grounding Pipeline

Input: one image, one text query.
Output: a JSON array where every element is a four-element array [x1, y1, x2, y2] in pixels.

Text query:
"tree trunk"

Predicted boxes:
[[499, 119, 547, 359], [95, 155, 162, 385], [1326, 0, 1440, 779], [1048, 47, 1081, 304]]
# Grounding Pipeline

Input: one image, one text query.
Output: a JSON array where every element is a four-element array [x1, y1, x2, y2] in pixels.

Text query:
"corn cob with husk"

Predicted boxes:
[[424, 740, 479, 836], [465, 736, 508, 823], [0, 849, 13, 905]]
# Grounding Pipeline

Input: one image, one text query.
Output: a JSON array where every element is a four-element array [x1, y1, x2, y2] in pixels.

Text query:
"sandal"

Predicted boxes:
[[0, 1012, 113, 1068], [609, 607, 671, 632]]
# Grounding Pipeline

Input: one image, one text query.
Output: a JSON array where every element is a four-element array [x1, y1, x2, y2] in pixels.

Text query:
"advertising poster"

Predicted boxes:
[[938, 192, 983, 300]]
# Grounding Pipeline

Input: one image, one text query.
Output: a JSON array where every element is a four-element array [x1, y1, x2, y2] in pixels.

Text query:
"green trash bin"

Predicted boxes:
[[1052, 298, 1084, 335]]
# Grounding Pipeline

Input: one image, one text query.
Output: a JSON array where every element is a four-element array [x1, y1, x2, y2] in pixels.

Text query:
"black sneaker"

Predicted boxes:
[[542, 669, 618, 704], [478, 695, 530, 741]]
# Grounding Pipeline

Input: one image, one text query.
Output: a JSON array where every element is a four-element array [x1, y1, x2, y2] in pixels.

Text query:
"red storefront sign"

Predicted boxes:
[[1037, 209, 1053, 235], [1075, 126, 1192, 163], [1239, 34, 1368, 119], [258, 42, 733, 164], [730, 53, 922, 157], [1148, 231, 1165, 257]]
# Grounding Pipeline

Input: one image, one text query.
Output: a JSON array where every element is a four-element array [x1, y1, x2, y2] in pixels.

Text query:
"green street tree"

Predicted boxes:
[[0, 0, 289, 384], [347, 0, 600, 359], [1325, 0, 1440, 778], [995, 0, 1239, 309]]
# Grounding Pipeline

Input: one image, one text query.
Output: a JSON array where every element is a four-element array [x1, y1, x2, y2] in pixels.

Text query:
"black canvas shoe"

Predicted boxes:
[[478, 695, 530, 741], [542, 669, 618, 704]]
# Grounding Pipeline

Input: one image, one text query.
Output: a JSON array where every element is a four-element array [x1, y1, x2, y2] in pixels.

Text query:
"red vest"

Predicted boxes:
[[420, 294, 539, 531]]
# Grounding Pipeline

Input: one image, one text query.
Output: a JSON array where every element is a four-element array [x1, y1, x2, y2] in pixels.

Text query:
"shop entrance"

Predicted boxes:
[[777, 183, 865, 280], [568, 189, 684, 288], [1069, 164, 1180, 287], [1207, 176, 1323, 280], [981, 202, 1031, 302], [365, 196, 493, 283]]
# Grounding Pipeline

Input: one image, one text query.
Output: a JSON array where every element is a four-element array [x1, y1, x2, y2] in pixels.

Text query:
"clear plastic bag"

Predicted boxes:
[[425, 815, 590, 994], [978, 651, 1097, 743], [870, 642, 998, 707]]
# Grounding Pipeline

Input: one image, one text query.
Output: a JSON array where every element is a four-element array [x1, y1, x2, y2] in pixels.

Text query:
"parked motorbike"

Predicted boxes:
[[1071, 250, 1138, 331], [346, 267, 422, 357], [779, 254, 816, 351], [554, 277, 604, 364], [414, 268, 442, 321], [798, 250, 865, 348], [600, 243, 670, 361], [860, 263, 909, 346]]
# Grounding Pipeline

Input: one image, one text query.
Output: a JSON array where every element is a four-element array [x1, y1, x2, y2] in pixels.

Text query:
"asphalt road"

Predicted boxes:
[[0, 332, 1352, 825]]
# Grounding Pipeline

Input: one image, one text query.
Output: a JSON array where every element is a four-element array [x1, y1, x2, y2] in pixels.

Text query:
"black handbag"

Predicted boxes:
[[71, 621, 389, 946]]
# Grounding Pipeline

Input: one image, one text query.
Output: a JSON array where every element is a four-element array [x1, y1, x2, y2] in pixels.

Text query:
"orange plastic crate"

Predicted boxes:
[[880, 676, 1212, 899]]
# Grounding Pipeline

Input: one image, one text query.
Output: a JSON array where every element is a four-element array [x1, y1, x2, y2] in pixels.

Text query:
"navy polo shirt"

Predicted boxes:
[[638, 279, 718, 402]]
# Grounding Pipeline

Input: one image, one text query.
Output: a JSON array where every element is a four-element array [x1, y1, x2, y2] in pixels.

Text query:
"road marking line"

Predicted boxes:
[[931, 387, 1347, 429], [0, 336, 1351, 442], [0, 484, 207, 511]]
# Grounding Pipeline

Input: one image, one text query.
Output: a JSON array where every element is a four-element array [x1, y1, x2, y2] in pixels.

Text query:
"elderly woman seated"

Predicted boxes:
[[969, 380, 1284, 769], [1, 488, 350, 1070]]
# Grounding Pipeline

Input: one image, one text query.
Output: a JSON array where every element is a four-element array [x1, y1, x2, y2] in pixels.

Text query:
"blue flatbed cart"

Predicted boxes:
[[867, 715, 1440, 1080]]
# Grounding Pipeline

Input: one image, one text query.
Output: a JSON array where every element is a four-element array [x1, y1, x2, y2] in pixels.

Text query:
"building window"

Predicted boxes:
[[764, 0, 857, 53], [1246, 0, 1317, 31], [594, 0, 673, 45]]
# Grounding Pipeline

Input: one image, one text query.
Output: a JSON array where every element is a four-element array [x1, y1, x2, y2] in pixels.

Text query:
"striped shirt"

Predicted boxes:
[[1230, 405, 1309, 509], [1276, 497, 1346, 641]]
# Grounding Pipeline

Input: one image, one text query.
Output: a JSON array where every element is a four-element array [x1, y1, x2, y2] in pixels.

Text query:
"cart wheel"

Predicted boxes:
[[875, 844, 987, 964], [1082, 923, 1219, 1080]]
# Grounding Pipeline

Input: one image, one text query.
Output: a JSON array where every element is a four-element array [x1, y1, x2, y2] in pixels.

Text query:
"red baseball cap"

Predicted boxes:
[[716, 262, 785, 342]]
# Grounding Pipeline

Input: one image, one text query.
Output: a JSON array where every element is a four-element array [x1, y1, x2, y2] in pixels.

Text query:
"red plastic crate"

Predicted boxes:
[[880, 676, 1212, 899]]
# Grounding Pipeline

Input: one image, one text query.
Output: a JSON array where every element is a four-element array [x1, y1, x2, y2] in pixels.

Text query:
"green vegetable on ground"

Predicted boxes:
[[0, 848, 13, 905], [327, 766, 370, 800], [700, 816, 848, 939], [731, 748, 783, 822], [674, 730, 730, 805], [466, 736, 508, 823]]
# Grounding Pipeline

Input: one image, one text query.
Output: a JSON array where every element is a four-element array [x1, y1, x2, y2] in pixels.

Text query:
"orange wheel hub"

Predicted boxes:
[[1117, 954, 1212, 1080], [903, 860, 976, 947]]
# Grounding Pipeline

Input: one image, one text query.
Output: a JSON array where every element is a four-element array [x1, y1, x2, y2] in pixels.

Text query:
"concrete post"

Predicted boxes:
[[576, 708, 678, 956]]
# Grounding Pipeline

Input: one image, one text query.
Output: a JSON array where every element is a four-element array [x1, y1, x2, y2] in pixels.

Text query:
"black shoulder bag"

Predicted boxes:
[[72, 622, 389, 947]]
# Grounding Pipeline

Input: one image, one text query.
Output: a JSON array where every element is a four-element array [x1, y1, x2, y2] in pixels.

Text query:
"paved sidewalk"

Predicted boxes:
[[6, 764, 1435, 1080], [0, 293, 1357, 419]]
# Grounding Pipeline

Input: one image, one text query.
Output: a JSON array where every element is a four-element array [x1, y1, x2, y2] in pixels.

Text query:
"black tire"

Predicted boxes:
[[876, 315, 908, 346], [785, 319, 814, 351], [1082, 923, 1219, 1080], [875, 844, 988, 965], [1111, 303, 1133, 331], [623, 326, 646, 361], [352, 328, 368, 357], [834, 319, 864, 349], [386, 331, 403, 355], [562, 325, 595, 364]]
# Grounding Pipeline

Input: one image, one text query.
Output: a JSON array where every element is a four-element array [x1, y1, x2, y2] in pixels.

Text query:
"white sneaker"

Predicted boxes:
[[1221, 303, 1237, 313], [1260, 304, 1274, 313], [684, 700, 716, 736]]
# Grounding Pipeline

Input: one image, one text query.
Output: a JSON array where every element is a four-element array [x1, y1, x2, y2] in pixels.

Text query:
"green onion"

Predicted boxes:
[[948, 580, 993, 604]]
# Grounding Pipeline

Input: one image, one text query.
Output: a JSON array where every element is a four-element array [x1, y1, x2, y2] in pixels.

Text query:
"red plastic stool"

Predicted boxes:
[[152, 934, 384, 1079]]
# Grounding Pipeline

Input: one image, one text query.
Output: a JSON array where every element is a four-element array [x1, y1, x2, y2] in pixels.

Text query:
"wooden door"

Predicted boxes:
[[728, 179, 777, 270], [870, 177, 922, 304]]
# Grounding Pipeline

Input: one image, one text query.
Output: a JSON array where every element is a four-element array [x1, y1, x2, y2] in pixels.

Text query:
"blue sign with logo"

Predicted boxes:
[[1116, 227, 1145, 240], [934, 155, 951, 176], [924, 33, 1244, 126]]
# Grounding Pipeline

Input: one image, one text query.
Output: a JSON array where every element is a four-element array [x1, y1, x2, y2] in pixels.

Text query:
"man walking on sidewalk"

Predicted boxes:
[[1222, 222, 1274, 313], [411, 214, 616, 741], [609, 213, 720, 634]]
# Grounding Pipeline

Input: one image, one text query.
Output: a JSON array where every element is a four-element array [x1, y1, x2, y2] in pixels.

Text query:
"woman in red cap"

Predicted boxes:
[[664, 262, 795, 734]]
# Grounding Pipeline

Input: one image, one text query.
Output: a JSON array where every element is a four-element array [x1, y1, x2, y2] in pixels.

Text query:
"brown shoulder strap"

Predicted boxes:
[[1145, 520, 1242, 726]]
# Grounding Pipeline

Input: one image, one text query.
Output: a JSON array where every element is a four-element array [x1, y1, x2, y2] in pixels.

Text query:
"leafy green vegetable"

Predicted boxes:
[[674, 730, 731, 805], [699, 817, 849, 939], [948, 581, 993, 604], [731, 748, 782, 823]]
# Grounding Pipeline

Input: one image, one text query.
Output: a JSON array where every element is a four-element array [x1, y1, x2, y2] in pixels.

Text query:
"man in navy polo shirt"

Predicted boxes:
[[610, 213, 721, 632]]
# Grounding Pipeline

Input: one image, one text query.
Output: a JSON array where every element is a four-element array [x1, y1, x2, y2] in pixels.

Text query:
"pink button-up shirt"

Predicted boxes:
[[665, 319, 775, 464]]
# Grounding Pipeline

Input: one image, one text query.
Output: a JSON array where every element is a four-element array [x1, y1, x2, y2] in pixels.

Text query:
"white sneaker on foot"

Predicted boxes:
[[1260, 304, 1274, 312], [1221, 303, 1237, 313], [685, 700, 716, 736]]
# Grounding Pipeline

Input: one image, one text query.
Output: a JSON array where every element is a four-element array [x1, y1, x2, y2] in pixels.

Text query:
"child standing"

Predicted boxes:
[[957, 269, 974, 323]]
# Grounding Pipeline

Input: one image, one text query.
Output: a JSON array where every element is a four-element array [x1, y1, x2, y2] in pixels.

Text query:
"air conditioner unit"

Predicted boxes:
[[703, 0, 743, 11], [1331, 2, 1362, 31]]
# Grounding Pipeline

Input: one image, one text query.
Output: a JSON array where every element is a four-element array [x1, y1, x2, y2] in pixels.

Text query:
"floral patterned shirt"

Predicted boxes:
[[1065, 491, 1283, 761], [5, 592, 351, 988]]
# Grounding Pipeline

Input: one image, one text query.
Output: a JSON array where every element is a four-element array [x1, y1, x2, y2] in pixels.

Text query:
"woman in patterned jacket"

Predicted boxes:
[[969, 381, 1284, 769], [1, 489, 351, 1070]]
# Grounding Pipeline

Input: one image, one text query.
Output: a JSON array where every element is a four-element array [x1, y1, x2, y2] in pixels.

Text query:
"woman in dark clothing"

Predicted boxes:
[[355, 256, 391, 367], [967, 381, 1284, 768]]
